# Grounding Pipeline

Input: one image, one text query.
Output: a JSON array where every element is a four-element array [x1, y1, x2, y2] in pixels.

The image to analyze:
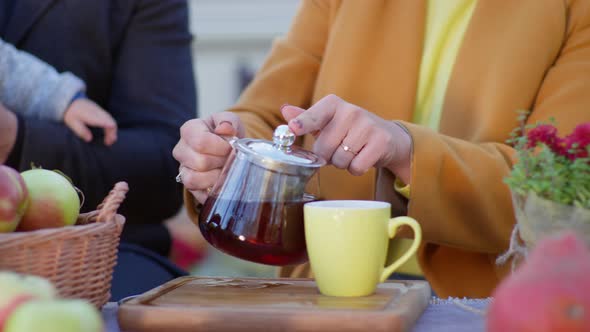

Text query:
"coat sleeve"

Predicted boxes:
[[0, 38, 84, 121], [377, 0, 590, 254], [8, 0, 196, 224]]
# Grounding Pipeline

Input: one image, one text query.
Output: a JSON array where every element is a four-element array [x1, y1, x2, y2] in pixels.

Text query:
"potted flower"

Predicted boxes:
[[498, 112, 590, 267]]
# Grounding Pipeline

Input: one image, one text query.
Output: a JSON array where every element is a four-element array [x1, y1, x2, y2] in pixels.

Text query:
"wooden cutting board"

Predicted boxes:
[[118, 276, 431, 332]]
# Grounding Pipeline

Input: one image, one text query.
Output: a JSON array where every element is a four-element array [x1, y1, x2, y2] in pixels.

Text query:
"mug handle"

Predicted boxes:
[[380, 216, 422, 282]]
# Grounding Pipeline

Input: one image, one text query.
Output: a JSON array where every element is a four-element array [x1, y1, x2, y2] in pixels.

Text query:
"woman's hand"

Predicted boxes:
[[172, 112, 245, 204], [281, 95, 412, 184]]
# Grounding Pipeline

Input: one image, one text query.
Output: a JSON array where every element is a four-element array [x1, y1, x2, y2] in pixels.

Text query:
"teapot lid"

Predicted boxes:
[[234, 125, 326, 174]]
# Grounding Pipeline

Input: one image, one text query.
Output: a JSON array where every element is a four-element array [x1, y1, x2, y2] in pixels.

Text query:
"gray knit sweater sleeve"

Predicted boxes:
[[0, 38, 85, 121]]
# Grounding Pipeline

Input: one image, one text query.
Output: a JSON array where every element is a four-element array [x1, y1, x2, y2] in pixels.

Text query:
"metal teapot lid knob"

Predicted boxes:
[[273, 125, 295, 151]]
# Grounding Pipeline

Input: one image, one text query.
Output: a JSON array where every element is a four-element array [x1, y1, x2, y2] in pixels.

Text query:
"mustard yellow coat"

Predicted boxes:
[[186, 0, 590, 297]]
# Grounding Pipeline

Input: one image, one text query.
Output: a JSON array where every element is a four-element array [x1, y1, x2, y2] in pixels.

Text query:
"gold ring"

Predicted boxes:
[[206, 187, 213, 194], [341, 144, 358, 156]]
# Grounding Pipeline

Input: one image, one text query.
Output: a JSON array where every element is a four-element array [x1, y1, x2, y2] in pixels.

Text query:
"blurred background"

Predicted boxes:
[[165, 0, 300, 278], [190, 0, 299, 118]]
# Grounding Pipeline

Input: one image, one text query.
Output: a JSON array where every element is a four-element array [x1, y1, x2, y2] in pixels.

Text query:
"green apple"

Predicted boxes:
[[18, 169, 80, 231], [0, 272, 56, 307], [0, 272, 58, 332], [3, 299, 103, 332]]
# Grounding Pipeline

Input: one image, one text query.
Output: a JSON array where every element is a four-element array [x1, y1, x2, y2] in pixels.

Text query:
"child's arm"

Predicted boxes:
[[0, 38, 85, 121]]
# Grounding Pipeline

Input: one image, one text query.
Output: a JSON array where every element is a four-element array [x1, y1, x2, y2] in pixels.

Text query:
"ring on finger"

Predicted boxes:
[[340, 143, 359, 156], [175, 170, 183, 183]]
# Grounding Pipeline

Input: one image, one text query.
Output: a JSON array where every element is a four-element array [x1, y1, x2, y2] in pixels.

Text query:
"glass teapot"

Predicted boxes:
[[198, 125, 326, 266]]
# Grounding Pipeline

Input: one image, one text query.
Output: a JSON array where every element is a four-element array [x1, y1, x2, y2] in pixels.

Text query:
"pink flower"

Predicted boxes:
[[563, 123, 590, 160], [526, 124, 565, 155]]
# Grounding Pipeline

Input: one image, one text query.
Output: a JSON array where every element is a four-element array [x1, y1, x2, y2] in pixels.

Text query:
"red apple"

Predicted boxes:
[[18, 169, 80, 231], [0, 165, 29, 233], [487, 231, 590, 331]]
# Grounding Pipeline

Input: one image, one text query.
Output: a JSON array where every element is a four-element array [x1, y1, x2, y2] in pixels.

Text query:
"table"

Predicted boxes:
[[102, 297, 491, 331], [412, 298, 490, 332]]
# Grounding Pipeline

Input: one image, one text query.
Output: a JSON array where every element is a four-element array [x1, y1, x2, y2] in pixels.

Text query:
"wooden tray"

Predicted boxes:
[[118, 276, 430, 332]]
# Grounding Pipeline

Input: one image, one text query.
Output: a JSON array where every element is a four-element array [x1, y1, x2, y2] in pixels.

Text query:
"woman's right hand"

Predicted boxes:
[[173, 112, 245, 204]]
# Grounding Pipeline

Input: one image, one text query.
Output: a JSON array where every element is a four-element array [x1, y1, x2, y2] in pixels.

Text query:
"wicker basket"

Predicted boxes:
[[0, 182, 128, 308]]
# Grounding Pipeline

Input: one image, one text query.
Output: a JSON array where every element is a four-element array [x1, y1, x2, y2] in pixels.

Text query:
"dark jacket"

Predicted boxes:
[[1, 0, 197, 225]]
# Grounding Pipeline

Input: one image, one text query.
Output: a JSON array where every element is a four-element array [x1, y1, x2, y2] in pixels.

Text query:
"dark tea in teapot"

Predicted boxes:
[[198, 194, 315, 265], [197, 125, 325, 266]]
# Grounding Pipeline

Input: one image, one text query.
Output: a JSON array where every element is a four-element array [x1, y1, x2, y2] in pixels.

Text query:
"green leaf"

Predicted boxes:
[[504, 118, 590, 211]]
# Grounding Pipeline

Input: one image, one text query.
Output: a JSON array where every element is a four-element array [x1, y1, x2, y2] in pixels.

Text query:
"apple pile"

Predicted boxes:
[[487, 231, 590, 331], [0, 271, 103, 332], [0, 165, 80, 233]]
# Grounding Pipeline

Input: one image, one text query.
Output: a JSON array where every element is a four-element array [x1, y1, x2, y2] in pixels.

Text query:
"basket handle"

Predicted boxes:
[[96, 182, 129, 223], [76, 182, 129, 225]]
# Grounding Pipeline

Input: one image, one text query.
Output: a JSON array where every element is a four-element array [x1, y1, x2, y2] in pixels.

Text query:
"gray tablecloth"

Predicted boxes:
[[103, 297, 490, 331], [412, 298, 490, 332]]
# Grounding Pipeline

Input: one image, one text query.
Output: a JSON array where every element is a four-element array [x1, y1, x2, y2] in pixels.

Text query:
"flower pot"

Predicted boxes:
[[513, 191, 590, 248], [497, 191, 590, 268]]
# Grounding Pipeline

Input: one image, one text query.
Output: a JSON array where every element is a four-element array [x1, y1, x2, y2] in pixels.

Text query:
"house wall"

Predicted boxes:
[[189, 0, 299, 118]]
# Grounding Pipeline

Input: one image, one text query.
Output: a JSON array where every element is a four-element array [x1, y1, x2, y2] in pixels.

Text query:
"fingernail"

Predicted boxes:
[[291, 119, 303, 130], [280, 103, 290, 112], [218, 121, 233, 127]]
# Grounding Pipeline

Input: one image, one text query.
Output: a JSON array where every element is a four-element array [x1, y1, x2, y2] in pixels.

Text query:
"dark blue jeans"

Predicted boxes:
[[110, 242, 188, 302]]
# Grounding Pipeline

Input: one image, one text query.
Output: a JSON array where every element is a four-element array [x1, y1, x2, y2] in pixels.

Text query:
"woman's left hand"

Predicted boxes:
[[281, 94, 412, 184]]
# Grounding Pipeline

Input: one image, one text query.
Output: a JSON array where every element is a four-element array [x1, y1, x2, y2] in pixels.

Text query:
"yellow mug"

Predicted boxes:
[[304, 200, 422, 297]]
